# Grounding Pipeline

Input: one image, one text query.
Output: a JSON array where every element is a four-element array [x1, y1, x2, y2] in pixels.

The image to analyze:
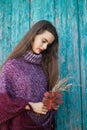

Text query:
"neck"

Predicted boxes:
[[23, 51, 42, 64]]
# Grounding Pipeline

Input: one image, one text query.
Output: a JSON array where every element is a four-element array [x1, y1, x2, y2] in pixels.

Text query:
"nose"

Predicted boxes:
[[43, 44, 47, 50]]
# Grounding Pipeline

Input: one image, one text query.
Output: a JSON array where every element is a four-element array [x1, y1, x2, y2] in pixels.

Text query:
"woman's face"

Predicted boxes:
[[31, 30, 55, 54]]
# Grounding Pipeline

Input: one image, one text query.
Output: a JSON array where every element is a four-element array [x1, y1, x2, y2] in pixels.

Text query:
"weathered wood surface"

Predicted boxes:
[[55, 0, 82, 129], [0, 0, 30, 64], [0, 0, 87, 130], [78, 0, 87, 130]]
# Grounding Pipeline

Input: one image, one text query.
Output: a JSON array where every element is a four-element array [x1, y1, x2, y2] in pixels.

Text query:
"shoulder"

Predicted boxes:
[[2, 58, 22, 75], [3, 58, 18, 69]]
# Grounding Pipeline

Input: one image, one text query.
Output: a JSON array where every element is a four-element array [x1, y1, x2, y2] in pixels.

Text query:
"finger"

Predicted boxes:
[[41, 111, 47, 115], [42, 107, 48, 111], [42, 106, 48, 110], [25, 105, 30, 110], [53, 108, 58, 110], [53, 105, 60, 109], [42, 108, 48, 111], [42, 109, 48, 113]]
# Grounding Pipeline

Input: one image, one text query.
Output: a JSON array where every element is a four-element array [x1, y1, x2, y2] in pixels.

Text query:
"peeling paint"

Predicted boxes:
[[0, 29, 2, 39], [0, 0, 87, 130]]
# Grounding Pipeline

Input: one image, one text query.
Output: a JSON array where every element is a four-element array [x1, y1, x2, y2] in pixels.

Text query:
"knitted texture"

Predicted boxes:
[[0, 51, 56, 130]]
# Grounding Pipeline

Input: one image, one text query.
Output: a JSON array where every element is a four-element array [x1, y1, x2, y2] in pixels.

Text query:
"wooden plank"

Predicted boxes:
[[55, 0, 82, 129], [0, 1, 86, 130], [0, 0, 12, 64], [78, 0, 87, 129], [30, 0, 55, 26], [11, 0, 30, 48], [0, 0, 30, 64]]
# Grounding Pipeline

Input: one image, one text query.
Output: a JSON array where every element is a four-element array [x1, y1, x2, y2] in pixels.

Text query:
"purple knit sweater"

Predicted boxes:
[[0, 51, 56, 130]]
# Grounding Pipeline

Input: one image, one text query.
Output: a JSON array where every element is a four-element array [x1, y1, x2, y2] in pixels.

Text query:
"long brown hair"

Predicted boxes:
[[1, 20, 59, 90]]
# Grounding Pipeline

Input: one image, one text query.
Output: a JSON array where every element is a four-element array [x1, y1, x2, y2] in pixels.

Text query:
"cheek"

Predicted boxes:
[[36, 40, 42, 47], [32, 42, 40, 50], [32, 38, 42, 50], [31, 42, 36, 50]]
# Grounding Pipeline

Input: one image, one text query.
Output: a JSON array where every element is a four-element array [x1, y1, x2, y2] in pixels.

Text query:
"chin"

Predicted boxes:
[[33, 51, 40, 54], [32, 49, 41, 54], [35, 50, 41, 54]]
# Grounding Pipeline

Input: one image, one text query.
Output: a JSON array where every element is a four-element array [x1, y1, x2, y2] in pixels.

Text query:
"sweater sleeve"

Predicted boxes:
[[0, 60, 28, 124]]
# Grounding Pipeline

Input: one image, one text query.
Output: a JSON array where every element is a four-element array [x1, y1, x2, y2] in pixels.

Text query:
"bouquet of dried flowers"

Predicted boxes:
[[42, 77, 72, 110]]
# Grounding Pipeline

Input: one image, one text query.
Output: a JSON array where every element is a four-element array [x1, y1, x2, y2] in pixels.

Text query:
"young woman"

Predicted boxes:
[[0, 20, 59, 130]]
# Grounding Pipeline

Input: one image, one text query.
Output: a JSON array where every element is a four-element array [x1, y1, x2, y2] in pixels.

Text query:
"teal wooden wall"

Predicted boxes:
[[0, 0, 87, 130]]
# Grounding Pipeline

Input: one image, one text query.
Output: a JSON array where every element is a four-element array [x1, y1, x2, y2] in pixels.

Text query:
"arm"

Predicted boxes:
[[0, 59, 48, 125], [0, 60, 28, 124]]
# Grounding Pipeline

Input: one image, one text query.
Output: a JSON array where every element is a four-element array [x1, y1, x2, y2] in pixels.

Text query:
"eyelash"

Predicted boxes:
[[42, 40, 46, 43], [42, 39, 51, 47]]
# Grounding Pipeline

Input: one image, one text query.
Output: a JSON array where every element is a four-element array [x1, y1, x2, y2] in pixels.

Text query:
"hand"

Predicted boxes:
[[42, 91, 63, 110], [29, 102, 48, 115]]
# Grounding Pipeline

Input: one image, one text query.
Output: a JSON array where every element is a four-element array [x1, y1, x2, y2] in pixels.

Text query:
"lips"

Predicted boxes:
[[38, 48, 43, 52]]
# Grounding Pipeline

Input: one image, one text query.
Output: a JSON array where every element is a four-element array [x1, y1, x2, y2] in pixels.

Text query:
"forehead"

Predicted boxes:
[[39, 30, 55, 43]]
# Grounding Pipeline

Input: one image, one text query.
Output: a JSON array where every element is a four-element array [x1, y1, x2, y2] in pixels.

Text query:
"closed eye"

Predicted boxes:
[[42, 39, 47, 43]]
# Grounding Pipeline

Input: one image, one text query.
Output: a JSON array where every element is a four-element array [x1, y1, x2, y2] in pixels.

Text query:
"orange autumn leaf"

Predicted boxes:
[[42, 77, 72, 110], [43, 91, 63, 110]]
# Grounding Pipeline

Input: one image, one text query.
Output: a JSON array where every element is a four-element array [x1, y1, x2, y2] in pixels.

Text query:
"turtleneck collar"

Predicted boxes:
[[23, 51, 42, 64]]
